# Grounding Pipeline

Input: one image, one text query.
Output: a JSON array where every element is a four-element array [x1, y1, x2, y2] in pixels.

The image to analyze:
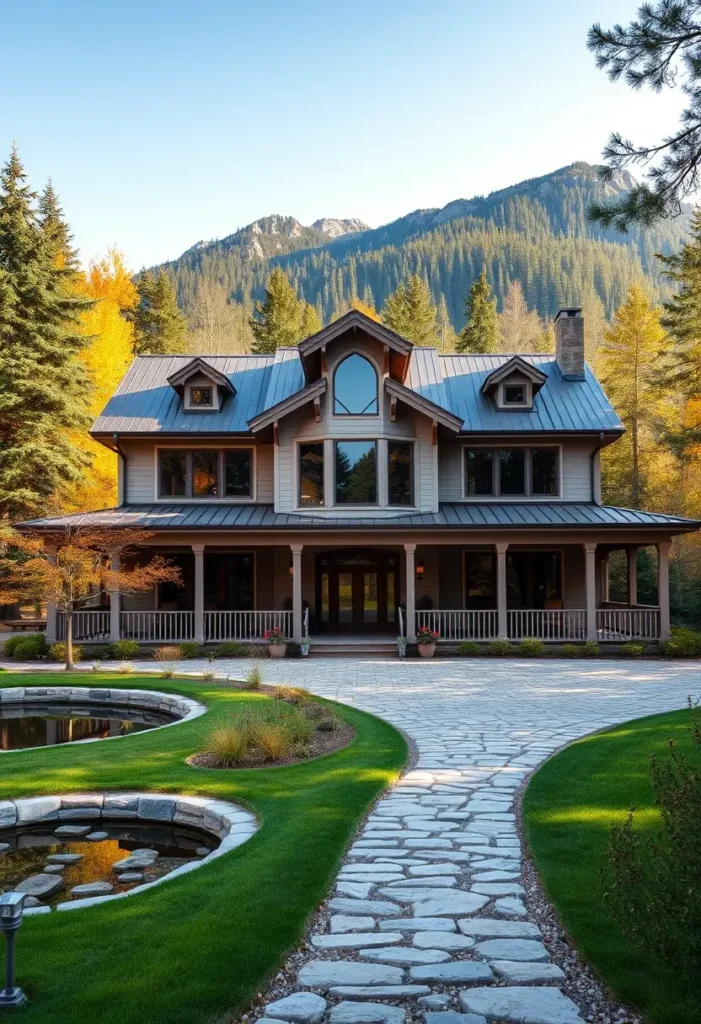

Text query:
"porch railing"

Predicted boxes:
[[56, 610, 110, 642], [416, 609, 498, 641], [597, 607, 660, 641], [204, 610, 293, 642], [508, 609, 586, 641], [120, 611, 195, 642]]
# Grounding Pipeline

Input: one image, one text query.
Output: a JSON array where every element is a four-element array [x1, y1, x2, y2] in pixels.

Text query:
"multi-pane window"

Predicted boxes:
[[388, 441, 414, 505], [464, 447, 559, 498], [333, 354, 378, 415], [189, 386, 213, 406], [158, 449, 253, 499], [299, 443, 325, 506], [335, 441, 377, 504]]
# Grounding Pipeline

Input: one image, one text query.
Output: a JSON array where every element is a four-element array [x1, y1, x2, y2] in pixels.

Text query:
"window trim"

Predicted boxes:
[[496, 380, 533, 410], [461, 444, 562, 501], [155, 445, 256, 502], [298, 441, 326, 509], [333, 439, 379, 507], [331, 351, 380, 418], [183, 381, 221, 411]]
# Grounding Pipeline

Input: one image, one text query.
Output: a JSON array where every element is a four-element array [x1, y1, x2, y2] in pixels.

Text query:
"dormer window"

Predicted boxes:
[[503, 383, 527, 406], [333, 354, 378, 415], [480, 356, 547, 411], [189, 386, 213, 407]]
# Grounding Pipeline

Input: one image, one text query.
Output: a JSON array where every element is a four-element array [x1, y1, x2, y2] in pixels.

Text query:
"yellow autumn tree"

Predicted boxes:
[[64, 249, 136, 511]]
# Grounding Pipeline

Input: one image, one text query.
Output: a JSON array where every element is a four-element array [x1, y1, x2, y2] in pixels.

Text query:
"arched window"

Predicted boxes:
[[333, 354, 378, 415]]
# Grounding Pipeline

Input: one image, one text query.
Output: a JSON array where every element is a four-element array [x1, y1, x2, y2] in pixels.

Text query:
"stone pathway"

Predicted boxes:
[[10, 656, 701, 1023]]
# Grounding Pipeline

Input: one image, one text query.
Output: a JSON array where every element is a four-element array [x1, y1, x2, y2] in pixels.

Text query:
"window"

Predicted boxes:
[[158, 449, 253, 500], [160, 450, 187, 497], [499, 449, 526, 495], [463, 447, 559, 498], [333, 354, 378, 415], [225, 449, 252, 497], [503, 383, 526, 405], [335, 441, 377, 504], [531, 448, 558, 496], [189, 386, 213, 407], [465, 552, 496, 609], [299, 443, 324, 506], [465, 450, 494, 496], [388, 441, 413, 505]]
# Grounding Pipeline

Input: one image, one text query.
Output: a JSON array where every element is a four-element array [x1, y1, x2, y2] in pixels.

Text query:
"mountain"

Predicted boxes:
[[159, 162, 692, 329]]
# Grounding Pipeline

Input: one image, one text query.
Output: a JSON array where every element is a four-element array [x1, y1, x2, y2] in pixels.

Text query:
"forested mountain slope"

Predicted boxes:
[[159, 162, 691, 329]]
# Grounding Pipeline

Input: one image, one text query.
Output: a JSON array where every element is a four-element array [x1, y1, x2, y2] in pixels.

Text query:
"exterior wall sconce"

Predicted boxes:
[[0, 892, 27, 1008], [415, 560, 424, 580]]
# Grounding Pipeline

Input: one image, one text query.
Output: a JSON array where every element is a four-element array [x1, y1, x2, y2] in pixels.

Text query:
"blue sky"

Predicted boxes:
[[2, 0, 685, 270]]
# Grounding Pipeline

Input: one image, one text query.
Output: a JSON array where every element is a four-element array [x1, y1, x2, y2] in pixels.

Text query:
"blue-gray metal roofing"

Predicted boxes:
[[92, 348, 623, 436], [21, 503, 698, 531]]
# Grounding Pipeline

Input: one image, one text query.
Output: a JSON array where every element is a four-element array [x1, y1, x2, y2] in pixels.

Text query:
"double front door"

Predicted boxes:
[[316, 551, 398, 633]]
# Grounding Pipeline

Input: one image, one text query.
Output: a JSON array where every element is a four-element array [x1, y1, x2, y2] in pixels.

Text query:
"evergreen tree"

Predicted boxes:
[[38, 181, 77, 270], [436, 294, 458, 352], [300, 301, 322, 338], [382, 274, 437, 345], [350, 296, 381, 321], [498, 280, 549, 353], [129, 270, 186, 356], [659, 208, 701, 405], [457, 270, 498, 353], [0, 147, 92, 521], [249, 267, 306, 353]]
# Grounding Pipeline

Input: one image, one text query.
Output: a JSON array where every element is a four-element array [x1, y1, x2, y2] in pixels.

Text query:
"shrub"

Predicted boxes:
[[561, 643, 581, 658], [2, 635, 23, 658], [153, 645, 182, 662], [10, 634, 47, 660], [90, 644, 114, 660], [457, 641, 480, 657], [487, 639, 512, 657], [208, 724, 249, 766], [301, 701, 325, 720], [582, 640, 601, 657], [272, 685, 297, 701], [111, 639, 140, 659], [249, 644, 268, 659], [601, 703, 701, 979], [243, 662, 263, 690], [215, 641, 244, 658], [179, 641, 204, 659], [317, 716, 338, 732], [621, 642, 646, 658], [661, 626, 701, 658], [254, 723, 292, 761], [49, 642, 83, 663], [520, 637, 545, 658]]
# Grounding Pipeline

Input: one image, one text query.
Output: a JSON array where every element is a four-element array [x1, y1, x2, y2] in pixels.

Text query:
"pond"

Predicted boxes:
[[0, 703, 178, 750], [0, 820, 219, 905]]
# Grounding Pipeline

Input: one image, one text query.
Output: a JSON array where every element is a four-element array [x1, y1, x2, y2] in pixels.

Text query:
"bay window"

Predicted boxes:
[[335, 441, 377, 504]]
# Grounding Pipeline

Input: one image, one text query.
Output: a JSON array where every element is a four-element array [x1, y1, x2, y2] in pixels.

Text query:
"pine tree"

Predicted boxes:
[[351, 296, 381, 322], [300, 301, 322, 338], [129, 269, 186, 356], [457, 270, 498, 353], [0, 148, 92, 521], [498, 280, 548, 353], [250, 268, 307, 354], [38, 181, 77, 270], [436, 294, 458, 352], [382, 274, 437, 345], [659, 208, 701, 402]]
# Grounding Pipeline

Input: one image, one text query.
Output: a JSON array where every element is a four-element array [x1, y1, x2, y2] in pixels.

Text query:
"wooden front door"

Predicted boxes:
[[315, 551, 398, 633]]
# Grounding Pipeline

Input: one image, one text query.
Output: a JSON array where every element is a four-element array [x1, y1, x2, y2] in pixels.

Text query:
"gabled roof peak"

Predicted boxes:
[[166, 357, 236, 393], [480, 355, 548, 395]]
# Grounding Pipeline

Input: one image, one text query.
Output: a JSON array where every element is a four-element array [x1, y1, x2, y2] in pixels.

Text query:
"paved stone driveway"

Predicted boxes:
[[155, 655, 700, 1024]]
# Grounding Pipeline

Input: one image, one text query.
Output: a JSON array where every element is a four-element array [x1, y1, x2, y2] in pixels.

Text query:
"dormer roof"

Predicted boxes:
[[297, 310, 413, 384], [167, 357, 236, 396], [480, 356, 548, 396]]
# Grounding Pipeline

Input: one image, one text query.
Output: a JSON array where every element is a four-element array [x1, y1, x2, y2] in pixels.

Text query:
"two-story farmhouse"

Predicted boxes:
[[25, 309, 699, 651]]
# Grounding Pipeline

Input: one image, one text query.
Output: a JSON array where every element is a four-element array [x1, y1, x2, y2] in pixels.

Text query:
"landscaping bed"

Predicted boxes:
[[0, 673, 406, 1024], [523, 707, 701, 1024]]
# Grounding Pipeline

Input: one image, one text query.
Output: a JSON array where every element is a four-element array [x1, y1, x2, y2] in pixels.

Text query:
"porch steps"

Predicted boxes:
[[309, 638, 397, 658]]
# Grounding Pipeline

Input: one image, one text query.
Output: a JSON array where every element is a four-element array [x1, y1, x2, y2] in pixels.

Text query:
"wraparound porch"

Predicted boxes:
[[50, 537, 671, 645]]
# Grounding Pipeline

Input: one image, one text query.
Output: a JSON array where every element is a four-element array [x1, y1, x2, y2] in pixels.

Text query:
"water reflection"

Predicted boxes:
[[0, 703, 177, 750]]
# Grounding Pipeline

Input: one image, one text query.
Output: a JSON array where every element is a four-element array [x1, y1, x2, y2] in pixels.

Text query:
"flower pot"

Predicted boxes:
[[418, 643, 436, 658], [269, 643, 287, 659]]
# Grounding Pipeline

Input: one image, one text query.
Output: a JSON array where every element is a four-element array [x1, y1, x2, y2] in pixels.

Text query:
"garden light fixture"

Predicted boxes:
[[0, 893, 27, 1009]]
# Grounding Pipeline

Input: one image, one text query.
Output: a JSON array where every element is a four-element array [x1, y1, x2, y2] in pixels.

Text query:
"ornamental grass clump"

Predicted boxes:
[[208, 723, 250, 766], [254, 722, 293, 761], [601, 702, 701, 982], [243, 662, 263, 690]]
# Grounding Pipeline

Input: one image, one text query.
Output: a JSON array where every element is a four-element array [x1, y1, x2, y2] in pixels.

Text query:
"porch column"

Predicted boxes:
[[291, 543, 303, 643], [109, 550, 121, 643], [404, 543, 416, 642], [496, 541, 508, 639], [626, 546, 638, 607], [657, 539, 671, 641], [584, 542, 597, 641], [192, 543, 205, 644], [45, 548, 57, 645]]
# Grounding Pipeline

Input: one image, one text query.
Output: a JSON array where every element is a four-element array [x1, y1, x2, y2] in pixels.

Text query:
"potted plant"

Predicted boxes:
[[416, 627, 439, 658], [265, 627, 288, 659]]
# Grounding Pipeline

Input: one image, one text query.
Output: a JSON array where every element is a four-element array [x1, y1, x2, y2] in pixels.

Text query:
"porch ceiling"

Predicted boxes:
[[19, 501, 701, 533]]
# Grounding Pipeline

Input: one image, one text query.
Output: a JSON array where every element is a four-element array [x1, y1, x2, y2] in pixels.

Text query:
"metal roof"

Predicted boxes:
[[21, 503, 698, 532], [92, 343, 623, 438]]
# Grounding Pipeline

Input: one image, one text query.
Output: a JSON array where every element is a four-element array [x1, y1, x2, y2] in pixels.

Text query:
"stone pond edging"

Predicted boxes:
[[0, 685, 206, 752], [0, 792, 258, 914]]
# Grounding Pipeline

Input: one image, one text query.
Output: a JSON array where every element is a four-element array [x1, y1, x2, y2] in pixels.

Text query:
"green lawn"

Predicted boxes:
[[524, 707, 699, 1024], [0, 674, 407, 1024]]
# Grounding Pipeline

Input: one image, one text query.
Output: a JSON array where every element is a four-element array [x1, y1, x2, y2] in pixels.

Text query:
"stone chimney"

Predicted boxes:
[[555, 308, 585, 380]]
